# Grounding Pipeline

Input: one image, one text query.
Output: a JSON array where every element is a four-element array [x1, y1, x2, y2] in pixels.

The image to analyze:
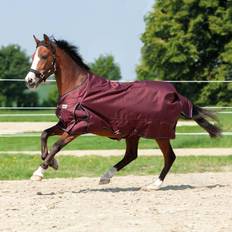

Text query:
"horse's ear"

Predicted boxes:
[[33, 35, 40, 46], [43, 34, 50, 44]]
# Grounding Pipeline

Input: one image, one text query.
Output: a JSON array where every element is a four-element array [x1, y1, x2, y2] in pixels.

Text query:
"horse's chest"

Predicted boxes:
[[56, 102, 117, 137], [56, 103, 75, 128]]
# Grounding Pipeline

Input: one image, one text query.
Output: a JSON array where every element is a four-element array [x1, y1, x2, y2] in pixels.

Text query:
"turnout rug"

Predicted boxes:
[[56, 74, 192, 139]]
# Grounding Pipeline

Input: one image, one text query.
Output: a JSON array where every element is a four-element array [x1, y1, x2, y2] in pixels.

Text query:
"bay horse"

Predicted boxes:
[[25, 34, 221, 190]]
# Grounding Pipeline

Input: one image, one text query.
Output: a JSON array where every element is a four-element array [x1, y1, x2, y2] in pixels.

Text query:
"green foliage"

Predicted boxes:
[[17, 91, 39, 107], [137, 0, 232, 105], [42, 85, 58, 106], [90, 54, 122, 80], [0, 44, 39, 106]]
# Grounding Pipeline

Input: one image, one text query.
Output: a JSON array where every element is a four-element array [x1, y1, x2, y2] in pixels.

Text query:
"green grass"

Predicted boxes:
[[0, 110, 57, 122], [0, 135, 232, 151], [0, 155, 232, 180]]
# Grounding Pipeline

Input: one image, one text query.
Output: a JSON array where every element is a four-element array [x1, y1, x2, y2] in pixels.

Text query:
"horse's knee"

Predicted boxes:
[[41, 131, 48, 140], [41, 154, 47, 160]]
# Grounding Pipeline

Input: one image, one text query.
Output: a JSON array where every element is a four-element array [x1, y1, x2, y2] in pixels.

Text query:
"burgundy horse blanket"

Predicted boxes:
[[56, 74, 192, 139]]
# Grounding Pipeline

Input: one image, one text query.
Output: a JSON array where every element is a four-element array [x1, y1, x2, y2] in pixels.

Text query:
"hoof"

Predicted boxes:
[[141, 179, 163, 191], [99, 178, 111, 185], [30, 175, 43, 181], [99, 167, 117, 185], [49, 159, 59, 170], [140, 184, 161, 191]]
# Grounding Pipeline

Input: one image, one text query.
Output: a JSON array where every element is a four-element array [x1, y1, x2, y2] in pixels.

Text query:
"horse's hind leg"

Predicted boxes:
[[142, 139, 176, 190], [156, 139, 176, 182], [99, 137, 139, 184]]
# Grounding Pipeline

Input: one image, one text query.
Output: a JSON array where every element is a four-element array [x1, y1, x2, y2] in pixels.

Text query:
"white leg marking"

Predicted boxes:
[[141, 178, 163, 191], [99, 167, 117, 185], [31, 166, 45, 181]]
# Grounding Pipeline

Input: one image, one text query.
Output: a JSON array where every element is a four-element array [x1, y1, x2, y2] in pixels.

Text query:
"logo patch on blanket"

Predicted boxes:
[[61, 104, 68, 109]]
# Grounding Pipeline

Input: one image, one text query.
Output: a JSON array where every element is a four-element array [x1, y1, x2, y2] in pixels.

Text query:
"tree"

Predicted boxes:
[[17, 91, 39, 107], [0, 44, 39, 106], [136, 0, 232, 105], [42, 85, 58, 107], [90, 54, 122, 80]]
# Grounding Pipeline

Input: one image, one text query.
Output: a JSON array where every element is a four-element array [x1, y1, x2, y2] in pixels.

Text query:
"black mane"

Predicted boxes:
[[54, 39, 90, 71]]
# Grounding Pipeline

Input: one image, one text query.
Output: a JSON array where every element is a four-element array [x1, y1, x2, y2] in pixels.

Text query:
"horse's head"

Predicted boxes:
[[25, 34, 56, 88]]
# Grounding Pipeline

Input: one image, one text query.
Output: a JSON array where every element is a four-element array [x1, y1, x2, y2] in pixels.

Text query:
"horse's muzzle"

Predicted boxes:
[[25, 72, 40, 89]]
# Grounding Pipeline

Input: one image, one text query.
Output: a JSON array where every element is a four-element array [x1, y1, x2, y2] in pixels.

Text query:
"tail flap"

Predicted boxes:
[[178, 94, 193, 119]]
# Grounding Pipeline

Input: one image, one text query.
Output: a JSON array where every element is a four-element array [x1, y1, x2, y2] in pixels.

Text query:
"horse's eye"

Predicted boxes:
[[41, 55, 47, 60]]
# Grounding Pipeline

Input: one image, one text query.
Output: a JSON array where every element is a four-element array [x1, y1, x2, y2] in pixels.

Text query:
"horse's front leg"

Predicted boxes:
[[41, 124, 63, 160], [40, 124, 63, 170], [31, 132, 77, 181]]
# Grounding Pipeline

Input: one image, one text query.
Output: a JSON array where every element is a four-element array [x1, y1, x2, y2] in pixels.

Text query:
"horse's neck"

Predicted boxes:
[[55, 49, 88, 96]]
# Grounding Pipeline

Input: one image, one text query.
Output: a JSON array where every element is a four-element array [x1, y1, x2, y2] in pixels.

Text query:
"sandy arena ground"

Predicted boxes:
[[0, 173, 232, 232]]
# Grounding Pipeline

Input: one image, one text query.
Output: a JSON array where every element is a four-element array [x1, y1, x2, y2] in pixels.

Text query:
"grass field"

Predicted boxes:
[[0, 155, 232, 180], [0, 134, 232, 151], [0, 110, 56, 122]]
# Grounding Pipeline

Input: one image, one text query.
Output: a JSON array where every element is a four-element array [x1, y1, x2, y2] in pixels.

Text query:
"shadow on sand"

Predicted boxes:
[[158, 184, 227, 191], [74, 187, 141, 193], [159, 185, 194, 191], [76, 184, 227, 193], [35, 184, 227, 195]]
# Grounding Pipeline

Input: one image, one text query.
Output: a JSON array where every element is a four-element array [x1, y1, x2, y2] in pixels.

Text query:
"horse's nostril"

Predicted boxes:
[[28, 78, 33, 84]]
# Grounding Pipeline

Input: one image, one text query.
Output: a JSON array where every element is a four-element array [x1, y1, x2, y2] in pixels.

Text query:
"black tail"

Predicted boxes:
[[192, 105, 222, 138]]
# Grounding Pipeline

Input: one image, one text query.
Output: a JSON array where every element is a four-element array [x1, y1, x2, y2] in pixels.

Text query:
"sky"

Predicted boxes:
[[0, 0, 154, 80]]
